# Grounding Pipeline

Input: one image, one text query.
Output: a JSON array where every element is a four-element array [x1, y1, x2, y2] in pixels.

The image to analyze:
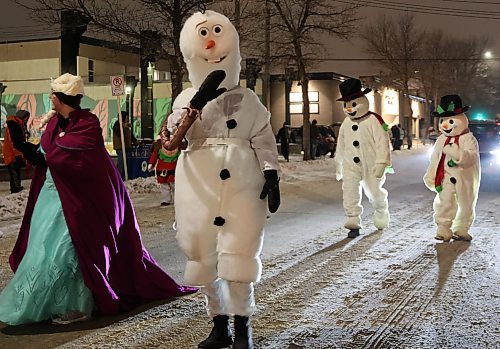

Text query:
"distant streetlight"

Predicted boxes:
[[484, 51, 493, 59]]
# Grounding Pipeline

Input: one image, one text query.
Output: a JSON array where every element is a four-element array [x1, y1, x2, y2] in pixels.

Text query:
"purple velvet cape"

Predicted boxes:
[[9, 110, 195, 315]]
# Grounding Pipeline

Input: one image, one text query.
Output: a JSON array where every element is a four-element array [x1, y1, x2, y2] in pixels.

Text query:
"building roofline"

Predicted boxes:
[[0, 36, 60, 44]]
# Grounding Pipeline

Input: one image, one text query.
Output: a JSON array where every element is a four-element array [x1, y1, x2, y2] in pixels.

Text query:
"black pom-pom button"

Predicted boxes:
[[220, 169, 231, 180], [226, 119, 237, 129], [214, 216, 226, 226]]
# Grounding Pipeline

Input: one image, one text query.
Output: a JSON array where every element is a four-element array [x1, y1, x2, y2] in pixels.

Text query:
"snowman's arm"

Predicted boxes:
[[423, 138, 443, 190], [456, 136, 480, 168], [251, 122, 281, 173], [372, 119, 391, 166], [334, 122, 346, 171]]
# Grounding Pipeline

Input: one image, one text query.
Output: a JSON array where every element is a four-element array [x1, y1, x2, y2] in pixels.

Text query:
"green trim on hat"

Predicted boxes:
[[437, 105, 445, 114], [447, 102, 455, 112]]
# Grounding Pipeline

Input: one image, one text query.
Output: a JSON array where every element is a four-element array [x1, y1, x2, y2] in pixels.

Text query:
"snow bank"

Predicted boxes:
[[0, 190, 29, 219]]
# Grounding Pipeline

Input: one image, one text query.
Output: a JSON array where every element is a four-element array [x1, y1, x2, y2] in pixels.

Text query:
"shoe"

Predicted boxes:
[[10, 186, 23, 194], [233, 316, 253, 349], [52, 311, 89, 325], [344, 216, 362, 230], [347, 229, 360, 238], [435, 227, 453, 242], [452, 231, 473, 241], [198, 315, 233, 349], [373, 210, 390, 230]]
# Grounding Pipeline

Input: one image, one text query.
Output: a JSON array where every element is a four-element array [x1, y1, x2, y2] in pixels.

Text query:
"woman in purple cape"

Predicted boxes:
[[0, 73, 195, 325]]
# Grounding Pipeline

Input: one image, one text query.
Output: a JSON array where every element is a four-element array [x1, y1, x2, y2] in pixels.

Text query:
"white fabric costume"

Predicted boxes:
[[174, 10, 279, 317], [423, 112, 480, 241], [335, 93, 392, 230]]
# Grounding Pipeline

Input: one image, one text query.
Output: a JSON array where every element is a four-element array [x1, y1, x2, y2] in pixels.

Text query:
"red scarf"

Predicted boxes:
[[434, 129, 469, 192]]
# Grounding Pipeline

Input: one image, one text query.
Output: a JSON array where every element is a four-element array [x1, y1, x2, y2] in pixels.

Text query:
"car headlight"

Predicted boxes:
[[490, 148, 500, 156]]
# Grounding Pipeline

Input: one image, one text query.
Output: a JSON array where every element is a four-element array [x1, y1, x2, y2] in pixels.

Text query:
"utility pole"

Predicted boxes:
[[234, 0, 241, 31], [140, 30, 161, 140], [60, 10, 89, 75], [262, 0, 271, 110]]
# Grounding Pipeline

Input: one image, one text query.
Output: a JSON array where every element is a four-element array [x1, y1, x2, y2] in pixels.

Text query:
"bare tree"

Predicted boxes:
[[262, 0, 361, 160], [16, 0, 214, 102], [361, 13, 425, 127]]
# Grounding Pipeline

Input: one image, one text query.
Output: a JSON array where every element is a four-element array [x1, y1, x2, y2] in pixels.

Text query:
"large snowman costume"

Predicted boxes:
[[166, 10, 280, 349], [423, 95, 480, 242], [334, 78, 392, 237]]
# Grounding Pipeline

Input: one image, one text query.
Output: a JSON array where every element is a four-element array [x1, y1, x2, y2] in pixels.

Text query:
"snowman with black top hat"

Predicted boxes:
[[334, 78, 392, 238], [423, 95, 480, 242]]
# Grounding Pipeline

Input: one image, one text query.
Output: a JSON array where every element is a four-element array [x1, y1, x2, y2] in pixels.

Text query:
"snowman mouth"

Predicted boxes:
[[443, 128, 453, 134], [348, 111, 357, 117], [205, 55, 227, 64]]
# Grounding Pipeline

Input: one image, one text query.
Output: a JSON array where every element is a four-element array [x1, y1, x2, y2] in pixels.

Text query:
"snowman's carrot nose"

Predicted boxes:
[[206, 40, 215, 49]]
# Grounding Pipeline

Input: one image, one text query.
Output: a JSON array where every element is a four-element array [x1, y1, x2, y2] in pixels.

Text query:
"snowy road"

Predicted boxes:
[[0, 146, 499, 348]]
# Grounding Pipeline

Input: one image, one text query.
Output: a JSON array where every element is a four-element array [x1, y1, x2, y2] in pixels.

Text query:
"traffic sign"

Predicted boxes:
[[110, 75, 125, 96]]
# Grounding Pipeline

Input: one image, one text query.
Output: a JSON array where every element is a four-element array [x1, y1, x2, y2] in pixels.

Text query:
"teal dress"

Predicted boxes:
[[0, 148, 94, 325]]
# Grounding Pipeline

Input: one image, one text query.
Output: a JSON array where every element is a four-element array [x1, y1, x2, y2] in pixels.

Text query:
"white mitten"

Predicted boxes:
[[442, 143, 460, 162], [335, 169, 343, 181], [373, 163, 386, 179], [423, 175, 435, 191], [147, 164, 154, 172]]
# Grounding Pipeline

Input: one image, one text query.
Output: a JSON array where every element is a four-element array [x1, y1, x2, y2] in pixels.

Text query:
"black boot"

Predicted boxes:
[[198, 315, 233, 349], [232, 315, 254, 349]]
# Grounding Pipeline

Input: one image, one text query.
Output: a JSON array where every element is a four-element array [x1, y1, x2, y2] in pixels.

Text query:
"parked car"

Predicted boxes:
[[289, 123, 339, 157]]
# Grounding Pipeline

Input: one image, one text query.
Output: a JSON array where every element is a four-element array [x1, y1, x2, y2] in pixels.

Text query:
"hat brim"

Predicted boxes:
[[432, 106, 470, 117], [336, 88, 372, 102]]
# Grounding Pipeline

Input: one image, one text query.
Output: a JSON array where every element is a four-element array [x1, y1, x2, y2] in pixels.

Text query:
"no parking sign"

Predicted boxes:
[[110, 75, 125, 96]]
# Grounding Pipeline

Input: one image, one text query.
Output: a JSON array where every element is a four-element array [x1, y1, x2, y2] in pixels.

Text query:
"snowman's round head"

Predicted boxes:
[[180, 10, 240, 90], [342, 95, 370, 119], [439, 113, 469, 137]]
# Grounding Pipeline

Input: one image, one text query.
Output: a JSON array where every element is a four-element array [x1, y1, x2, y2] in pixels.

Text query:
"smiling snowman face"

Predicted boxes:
[[180, 10, 241, 90], [439, 113, 469, 137], [342, 95, 370, 119]]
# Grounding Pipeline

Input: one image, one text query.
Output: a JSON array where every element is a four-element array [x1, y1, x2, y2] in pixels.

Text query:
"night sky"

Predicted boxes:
[[1, 0, 500, 76]]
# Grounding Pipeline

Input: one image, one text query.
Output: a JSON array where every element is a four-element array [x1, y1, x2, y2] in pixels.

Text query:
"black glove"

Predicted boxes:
[[7, 121, 46, 166], [259, 169, 280, 213], [189, 70, 227, 110]]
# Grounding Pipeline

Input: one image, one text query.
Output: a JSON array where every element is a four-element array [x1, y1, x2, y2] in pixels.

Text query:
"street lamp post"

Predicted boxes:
[[284, 67, 295, 126]]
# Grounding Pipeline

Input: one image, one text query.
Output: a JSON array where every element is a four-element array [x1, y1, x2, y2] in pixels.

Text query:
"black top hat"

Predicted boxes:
[[432, 94, 469, 117], [336, 78, 372, 102]]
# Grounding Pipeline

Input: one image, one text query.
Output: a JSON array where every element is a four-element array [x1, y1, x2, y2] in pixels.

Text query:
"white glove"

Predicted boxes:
[[335, 170, 343, 181], [423, 175, 435, 191], [373, 163, 386, 179], [147, 164, 154, 172], [442, 143, 460, 162]]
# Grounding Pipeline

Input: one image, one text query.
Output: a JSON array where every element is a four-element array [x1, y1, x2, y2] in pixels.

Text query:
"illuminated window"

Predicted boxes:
[[289, 91, 319, 114]]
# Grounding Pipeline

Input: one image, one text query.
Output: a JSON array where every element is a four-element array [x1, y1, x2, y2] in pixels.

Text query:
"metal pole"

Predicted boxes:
[[116, 95, 128, 181]]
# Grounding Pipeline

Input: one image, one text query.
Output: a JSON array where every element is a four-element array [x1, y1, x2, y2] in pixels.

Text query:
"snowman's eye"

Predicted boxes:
[[449, 119, 454, 124], [352, 102, 357, 107], [198, 27, 209, 37], [343, 102, 347, 108], [213, 25, 223, 36], [440, 119, 444, 123]]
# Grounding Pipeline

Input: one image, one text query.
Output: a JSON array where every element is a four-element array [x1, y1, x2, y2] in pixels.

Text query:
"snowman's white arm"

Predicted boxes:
[[372, 119, 391, 166], [423, 138, 443, 190], [251, 122, 281, 173], [455, 136, 480, 168]]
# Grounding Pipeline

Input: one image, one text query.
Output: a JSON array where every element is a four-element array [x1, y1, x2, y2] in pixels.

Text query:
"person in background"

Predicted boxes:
[[310, 119, 321, 160], [4, 110, 30, 193], [112, 111, 136, 180], [0, 73, 195, 326], [148, 134, 180, 206], [276, 122, 290, 162]]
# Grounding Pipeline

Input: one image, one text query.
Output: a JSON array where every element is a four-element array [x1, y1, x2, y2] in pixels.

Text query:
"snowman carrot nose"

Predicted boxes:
[[442, 123, 450, 130], [206, 40, 216, 49]]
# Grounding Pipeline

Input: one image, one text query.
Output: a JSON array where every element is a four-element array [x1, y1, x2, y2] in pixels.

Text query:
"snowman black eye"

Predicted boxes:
[[440, 119, 444, 123], [352, 102, 357, 107], [213, 25, 223, 36], [449, 119, 454, 124], [199, 27, 209, 37], [343, 102, 347, 108]]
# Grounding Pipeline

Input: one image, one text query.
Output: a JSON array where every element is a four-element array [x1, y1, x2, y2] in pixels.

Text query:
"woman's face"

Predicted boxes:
[[50, 92, 62, 112]]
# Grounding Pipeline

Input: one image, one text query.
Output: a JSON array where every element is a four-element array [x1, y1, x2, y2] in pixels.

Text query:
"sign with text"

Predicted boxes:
[[110, 75, 125, 96]]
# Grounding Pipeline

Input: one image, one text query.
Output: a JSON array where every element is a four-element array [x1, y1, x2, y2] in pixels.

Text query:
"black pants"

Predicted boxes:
[[281, 143, 289, 161], [8, 156, 23, 193]]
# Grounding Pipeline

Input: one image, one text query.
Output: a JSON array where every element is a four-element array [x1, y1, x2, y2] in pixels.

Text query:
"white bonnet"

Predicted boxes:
[[51, 73, 85, 96]]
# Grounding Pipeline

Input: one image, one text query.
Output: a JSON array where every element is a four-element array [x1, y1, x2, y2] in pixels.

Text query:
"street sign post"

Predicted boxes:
[[110, 75, 128, 180]]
